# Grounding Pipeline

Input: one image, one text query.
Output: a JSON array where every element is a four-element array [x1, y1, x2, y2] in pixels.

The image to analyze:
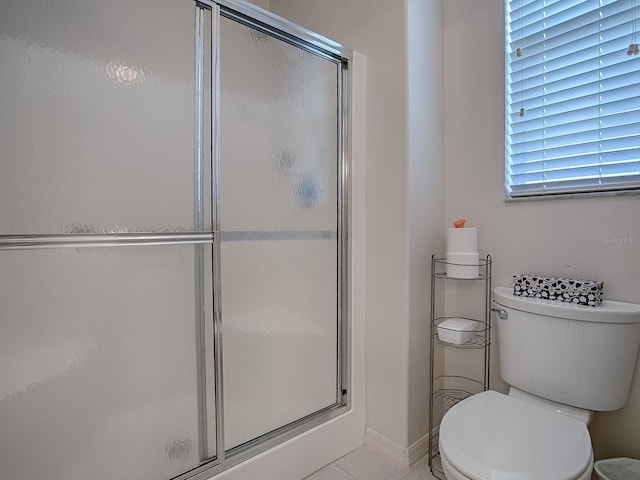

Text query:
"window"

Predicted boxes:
[[505, 0, 640, 198]]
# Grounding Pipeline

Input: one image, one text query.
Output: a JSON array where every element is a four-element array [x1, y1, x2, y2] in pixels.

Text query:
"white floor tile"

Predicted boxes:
[[311, 444, 598, 480], [304, 463, 356, 480], [335, 446, 412, 480], [402, 460, 440, 480]]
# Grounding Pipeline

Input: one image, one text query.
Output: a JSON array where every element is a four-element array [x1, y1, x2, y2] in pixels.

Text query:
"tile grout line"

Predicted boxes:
[[334, 463, 359, 480]]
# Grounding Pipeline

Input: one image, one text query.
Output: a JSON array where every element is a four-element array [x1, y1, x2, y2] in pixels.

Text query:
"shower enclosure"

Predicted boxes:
[[0, 1, 352, 479]]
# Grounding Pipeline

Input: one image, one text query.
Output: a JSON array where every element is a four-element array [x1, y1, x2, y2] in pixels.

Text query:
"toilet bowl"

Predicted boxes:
[[437, 287, 640, 480], [439, 391, 593, 480]]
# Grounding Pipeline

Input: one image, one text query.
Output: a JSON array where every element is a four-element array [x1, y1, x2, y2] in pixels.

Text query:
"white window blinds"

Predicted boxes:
[[505, 0, 640, 198]]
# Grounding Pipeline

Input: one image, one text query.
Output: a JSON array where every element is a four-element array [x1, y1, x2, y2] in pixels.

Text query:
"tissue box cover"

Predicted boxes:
[[513, 274, 603, 307]]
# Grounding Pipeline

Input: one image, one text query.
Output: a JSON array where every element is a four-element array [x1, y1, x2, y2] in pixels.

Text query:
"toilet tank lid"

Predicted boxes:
[[493, 286, 640, 323], [440, 391, 593, 480]]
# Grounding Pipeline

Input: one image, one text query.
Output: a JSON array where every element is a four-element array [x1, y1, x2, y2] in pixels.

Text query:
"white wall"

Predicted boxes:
[[270, 0, 445, 461], [407, 0, 445, 447], [444, 0, 640, 460]]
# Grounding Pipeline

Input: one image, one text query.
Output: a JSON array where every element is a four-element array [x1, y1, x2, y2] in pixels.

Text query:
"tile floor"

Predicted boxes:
[[304, 445, 439, 480], [305, 445, 601, 480]]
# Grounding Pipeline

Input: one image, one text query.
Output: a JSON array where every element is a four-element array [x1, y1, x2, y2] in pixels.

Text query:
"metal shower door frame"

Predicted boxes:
[[178, 1, 354, 478]]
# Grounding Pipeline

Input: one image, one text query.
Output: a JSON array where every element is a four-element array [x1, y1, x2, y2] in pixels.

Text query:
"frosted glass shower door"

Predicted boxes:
[[218, 16, 342, 450], [0, 1, 218, 479], [0, 246, 214, 480], [0, 0, 211, 234]]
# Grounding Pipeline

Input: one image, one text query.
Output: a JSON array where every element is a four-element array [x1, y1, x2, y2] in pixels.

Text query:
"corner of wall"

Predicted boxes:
[[364, 425, 433, 468], [406, 0, 446, 448]]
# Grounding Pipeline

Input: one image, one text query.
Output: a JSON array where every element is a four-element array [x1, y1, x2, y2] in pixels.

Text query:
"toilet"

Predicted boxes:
[[438, 286, 640, 480]]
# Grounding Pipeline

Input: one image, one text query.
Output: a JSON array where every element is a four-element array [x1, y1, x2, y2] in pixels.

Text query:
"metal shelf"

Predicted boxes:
[[428, 254, 492, 478], [433, 271, 490, 280], [432, 257, 492, 281], [430, 451, 446, 479], [429, 432, 446, 480], [432, 256, 492, 265], [433, 388, 473, 411], [433, 334, 489, 349], [431, 375, 485, 412], [433, 317, 490, 349]]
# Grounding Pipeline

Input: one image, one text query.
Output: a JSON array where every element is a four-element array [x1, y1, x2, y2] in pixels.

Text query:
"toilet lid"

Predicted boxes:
[[440, 390, 592, 480]]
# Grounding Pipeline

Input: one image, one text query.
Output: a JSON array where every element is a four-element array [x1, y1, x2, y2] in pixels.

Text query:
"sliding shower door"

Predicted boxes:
[[216, 13, 343, 451], [0, 0, 350, 478], [0, 1, 217, 479], [0, 246, 215, 479]]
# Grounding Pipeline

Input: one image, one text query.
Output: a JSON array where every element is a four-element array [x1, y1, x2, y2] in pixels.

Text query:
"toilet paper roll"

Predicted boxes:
[[447, 252, 480, 279], [447, 227, 478, 254]]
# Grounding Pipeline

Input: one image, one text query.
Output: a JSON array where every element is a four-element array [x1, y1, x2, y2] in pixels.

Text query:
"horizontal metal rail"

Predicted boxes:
[[0, 230, 338, 250], [218, 230, 337, 242], [0, 232, 214, 250]]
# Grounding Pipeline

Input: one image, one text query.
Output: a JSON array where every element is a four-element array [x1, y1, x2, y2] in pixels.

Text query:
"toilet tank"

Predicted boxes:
[[493, 286, 640, 411]]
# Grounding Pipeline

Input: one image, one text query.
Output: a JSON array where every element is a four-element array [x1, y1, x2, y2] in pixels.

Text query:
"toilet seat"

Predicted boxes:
[[440, 450, 592, 480], [439, 390, 593, 480]]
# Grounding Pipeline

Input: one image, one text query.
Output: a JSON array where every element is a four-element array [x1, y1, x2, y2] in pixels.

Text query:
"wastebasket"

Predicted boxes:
[[594, 458, 640, 480]]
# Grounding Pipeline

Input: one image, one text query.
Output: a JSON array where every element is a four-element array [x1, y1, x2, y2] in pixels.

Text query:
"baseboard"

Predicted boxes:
[[364, 427, 430, 468]]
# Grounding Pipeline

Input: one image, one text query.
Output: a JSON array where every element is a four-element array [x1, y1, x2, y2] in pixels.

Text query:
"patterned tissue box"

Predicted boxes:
[[513, 274, 603, 307]]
